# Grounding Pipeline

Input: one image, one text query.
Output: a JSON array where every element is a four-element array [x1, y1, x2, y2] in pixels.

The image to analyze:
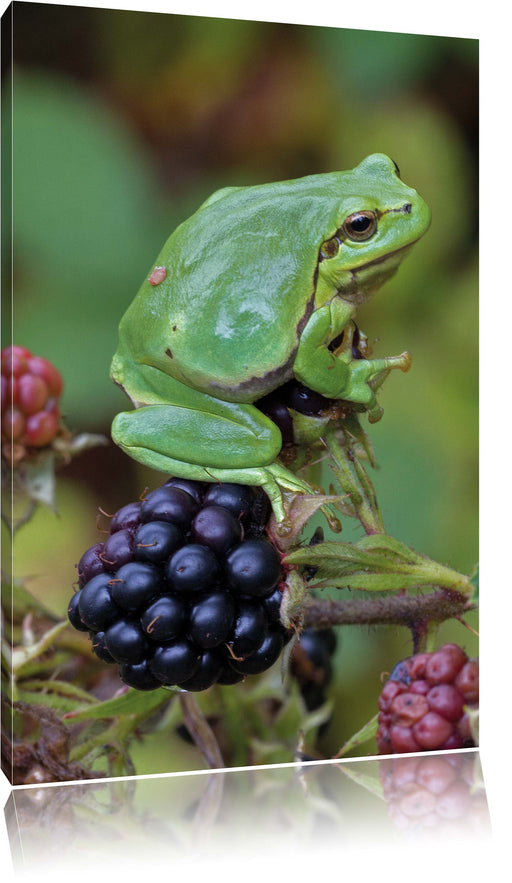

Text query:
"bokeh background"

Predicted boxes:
[[2, 2, 478, 772]]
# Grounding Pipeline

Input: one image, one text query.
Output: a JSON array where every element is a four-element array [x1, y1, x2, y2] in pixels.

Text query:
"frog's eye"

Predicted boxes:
[[341, 211, 378, 242], [319, 236, 341, 260]]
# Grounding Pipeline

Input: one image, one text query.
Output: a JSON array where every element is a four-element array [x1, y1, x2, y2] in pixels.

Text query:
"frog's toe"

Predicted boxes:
[[367, 404, 384, 424]]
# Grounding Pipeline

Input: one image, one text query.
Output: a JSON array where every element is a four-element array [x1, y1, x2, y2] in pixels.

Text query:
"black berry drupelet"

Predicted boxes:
[[68, 479, 292, 692]]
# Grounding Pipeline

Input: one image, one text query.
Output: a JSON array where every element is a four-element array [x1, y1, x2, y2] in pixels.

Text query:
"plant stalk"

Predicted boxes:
[[322, 424, 384, 534], [303, 589, 472, 630]]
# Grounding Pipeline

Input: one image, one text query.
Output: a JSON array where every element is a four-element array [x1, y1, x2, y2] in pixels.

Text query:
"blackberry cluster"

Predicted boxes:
[[380, 753, 489, 836], [1, 345, 63, 457], [289, 627, 337, 711], [377, 644, 479, 754], [67, 479, 293, 692]]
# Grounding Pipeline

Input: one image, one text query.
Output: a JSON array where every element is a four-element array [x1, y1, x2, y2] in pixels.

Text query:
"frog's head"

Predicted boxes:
[[316, 153, 431, 306]]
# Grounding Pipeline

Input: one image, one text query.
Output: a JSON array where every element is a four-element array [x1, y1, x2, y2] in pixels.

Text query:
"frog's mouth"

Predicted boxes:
[[338, 240, 418, 305]]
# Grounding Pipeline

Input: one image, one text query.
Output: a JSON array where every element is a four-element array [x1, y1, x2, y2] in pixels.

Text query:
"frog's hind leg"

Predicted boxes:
[[111, 396, 317, 527]]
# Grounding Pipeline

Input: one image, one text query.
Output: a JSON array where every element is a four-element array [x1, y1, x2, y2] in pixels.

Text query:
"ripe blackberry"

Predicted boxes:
[[67, 478, 291, 692], [134, 521, 183, 563], [1, 345, 63, 461], [225, 539, 282, 597], [67, 591, 89, 632], [192, 506, 242, 556], [377, 644, 479, 755], [289, 627, 338, 711], [141, 595, 186, 642]]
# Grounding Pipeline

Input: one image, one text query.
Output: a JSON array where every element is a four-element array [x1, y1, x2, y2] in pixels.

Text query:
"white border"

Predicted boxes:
[[2, 0, 510, 878]]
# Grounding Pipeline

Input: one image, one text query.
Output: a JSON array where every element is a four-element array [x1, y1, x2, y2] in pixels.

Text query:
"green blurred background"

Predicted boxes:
[[2, 4, 478, 771]]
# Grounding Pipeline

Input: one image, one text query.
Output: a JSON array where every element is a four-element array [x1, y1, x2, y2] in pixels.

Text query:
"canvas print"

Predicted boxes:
[[1, 2, 478, 786]]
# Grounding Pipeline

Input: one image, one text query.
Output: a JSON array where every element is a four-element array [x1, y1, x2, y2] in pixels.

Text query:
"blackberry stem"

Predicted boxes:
[[303, 589, 472, 630], [178, 692, 224, 769]]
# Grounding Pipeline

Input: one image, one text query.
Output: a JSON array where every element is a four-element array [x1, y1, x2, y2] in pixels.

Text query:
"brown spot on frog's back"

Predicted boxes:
[[148, 266, 167, 286]]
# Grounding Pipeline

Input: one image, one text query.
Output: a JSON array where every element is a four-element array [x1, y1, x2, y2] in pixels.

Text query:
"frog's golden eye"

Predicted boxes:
[[341, 211, 378, 242], [319, 236, 341, 260]]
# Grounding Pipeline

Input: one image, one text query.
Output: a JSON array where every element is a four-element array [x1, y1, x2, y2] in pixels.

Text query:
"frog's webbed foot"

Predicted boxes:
[[264, 462, 342, 535]]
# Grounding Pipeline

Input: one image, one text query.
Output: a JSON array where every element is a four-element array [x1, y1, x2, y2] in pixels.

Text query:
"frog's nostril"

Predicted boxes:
[[403, 203, 412, 214]]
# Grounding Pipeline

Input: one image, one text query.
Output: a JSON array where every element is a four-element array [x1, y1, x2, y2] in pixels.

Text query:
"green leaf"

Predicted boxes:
[[63, 685, 172, 722], [12, 621, 68, 676], [19, 679, 98, 704], [16, 689, 89, 714], [2, 575, 61, 622], [337, 762, 385, 800], [286, 541, 376, 568], [335, 712, 379, 757], [314, 573, 436, 592], [286, 537, 472, 594], [356, 534, 426, 563]]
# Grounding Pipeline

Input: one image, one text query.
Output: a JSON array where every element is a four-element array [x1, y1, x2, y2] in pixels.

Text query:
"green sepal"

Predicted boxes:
[[2, 433, 108, 535], [338, 411, 377, 468], [2, 450, 57, 534], [289, 409, 331, 446], [279, 570, 309, 629]]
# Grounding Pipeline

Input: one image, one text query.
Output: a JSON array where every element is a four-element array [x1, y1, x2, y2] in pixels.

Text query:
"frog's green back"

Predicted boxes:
[[118, 173, 347, 401], [115, 155, 425, 403]]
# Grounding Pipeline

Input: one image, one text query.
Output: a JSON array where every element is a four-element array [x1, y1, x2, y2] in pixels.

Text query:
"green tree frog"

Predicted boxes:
[[111, 153, 430, 528]]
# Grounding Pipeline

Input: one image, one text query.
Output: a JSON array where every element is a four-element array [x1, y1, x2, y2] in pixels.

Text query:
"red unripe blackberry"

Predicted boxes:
[[24, 411, 59, 447], [380, 752, 490, 837], [2, 407, 25, 440], [25, 355, 63, 396], [377, 644, 478, 755], [1, 345, 63, 458], [67, 479, 290, 692]]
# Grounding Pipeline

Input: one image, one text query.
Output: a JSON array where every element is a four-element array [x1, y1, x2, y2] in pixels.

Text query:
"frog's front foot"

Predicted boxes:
[[264, 462, 342, 534], [340, 349, 412, 423], [396, 351, 412, 373]]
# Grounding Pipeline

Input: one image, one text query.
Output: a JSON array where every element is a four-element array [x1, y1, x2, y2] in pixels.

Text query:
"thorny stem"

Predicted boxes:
[[410, 619, 440, 653], [303, 589, 472, 631]]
